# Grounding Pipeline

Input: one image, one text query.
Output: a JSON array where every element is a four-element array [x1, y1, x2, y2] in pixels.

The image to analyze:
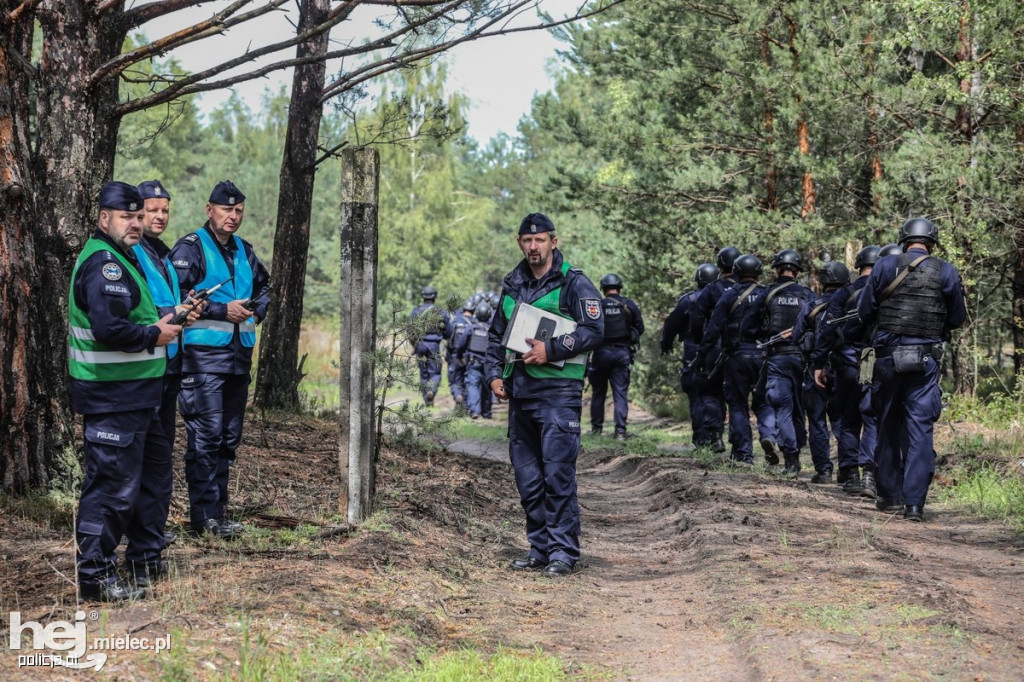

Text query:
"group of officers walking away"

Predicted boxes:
[[69, 179, 269, 601], [662, 217, 965, 524]]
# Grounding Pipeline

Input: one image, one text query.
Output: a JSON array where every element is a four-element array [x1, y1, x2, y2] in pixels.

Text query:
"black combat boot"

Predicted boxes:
[[781, 455, 801, 478], [860, 469, 878, 498], [842, 468, 863, 495]]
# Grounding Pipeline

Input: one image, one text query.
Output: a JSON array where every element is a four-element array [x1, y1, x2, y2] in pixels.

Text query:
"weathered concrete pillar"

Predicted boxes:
[[338, 147, 380, 523]]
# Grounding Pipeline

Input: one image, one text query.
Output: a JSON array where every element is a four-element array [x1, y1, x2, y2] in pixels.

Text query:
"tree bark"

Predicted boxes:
[[1, 4, 125, 491], [255, 0, 332, 411], [760, 29, 777, 211]]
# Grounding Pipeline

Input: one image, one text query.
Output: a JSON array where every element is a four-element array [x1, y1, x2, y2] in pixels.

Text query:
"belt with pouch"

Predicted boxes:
[[874, 343, 943, 360]]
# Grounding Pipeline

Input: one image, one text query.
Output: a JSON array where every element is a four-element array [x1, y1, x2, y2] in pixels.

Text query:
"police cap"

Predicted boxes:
[[209, 180, 246, 206], [99, 181, 143, 212], [600, 273, 624, 291], [898, 217, 938, 246], [716, 246, 741, 272], [137, 179, 171, 201], [518, 212, 555, 235], [694, 263, 719, 285]]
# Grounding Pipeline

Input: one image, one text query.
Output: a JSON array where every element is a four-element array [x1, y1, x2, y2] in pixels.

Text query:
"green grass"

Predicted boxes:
[[940, 463, 1024, 529], [455, 421, 507, 442]]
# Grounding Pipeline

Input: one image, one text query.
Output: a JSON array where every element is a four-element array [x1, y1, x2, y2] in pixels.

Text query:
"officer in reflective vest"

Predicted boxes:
[[169, 180, 271, 538], [662, 263, 723, 450], [744, 249, 814, 476], [485, 213, 604, 576], [125, 179, 201, 587], [589, 273, 644, 439], [857, 218, 966, 521], [456, 302, 495, 419], [69, 181, 182, 601]]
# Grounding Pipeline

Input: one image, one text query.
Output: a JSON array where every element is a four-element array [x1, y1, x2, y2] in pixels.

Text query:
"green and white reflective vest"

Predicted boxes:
[[68, 238, 166, 382], [501, 261, 587, 381]]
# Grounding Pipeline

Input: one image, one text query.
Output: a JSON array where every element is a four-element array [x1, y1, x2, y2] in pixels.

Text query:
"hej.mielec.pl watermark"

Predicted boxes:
[[8, 610, 171, 671]]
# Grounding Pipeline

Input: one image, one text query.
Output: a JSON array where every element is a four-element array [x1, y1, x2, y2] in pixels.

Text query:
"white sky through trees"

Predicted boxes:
[[147, 0, 580, 143]]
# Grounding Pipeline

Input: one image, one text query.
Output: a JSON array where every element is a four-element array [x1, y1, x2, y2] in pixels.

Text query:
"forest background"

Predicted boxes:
[[5, 0, 1024, 492], [116, 0, 1024, 414]]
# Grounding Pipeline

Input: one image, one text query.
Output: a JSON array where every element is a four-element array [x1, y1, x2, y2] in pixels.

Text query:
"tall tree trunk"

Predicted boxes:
[[786, 15, 815, 218], [1, 4, 125, 491], [255, 0, 332, 411], [760, 29, 777, 211], [1011, 124, 1024, 376], [863, 33, 883, 216]]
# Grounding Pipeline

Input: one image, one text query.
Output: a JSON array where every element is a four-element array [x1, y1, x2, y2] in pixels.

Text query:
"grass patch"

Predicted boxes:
[[940, 463, 1024, 530], [454, 420, 508, 443]]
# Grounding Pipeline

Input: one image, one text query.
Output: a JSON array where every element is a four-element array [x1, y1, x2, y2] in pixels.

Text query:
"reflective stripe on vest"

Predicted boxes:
[[183, 229, 256, 348], [501, 261, 587, 381], [133, 243, 181, 359], [67, 238, 166, 382]]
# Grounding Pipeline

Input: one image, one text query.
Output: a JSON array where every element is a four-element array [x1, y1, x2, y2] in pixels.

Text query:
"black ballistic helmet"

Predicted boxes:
[[694, 263, 720, 285], [421, 285, 438, 300], [855, 245, 881, 269], [716, 246, 742, 272], [474, 302, 492, 322], [600, 273, 624, 291], [733, 254, 763, 278], [817, 261, 850, 287], [488, 291, 501, 307], [898, 217, 939, 246], [771, 248, 803, 272], [879, 243, 902, 258], [462, 299, 475, 312]]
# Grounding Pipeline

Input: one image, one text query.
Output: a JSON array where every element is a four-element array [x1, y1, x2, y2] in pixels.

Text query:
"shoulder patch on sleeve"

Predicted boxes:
[[184, 233, 199, 243], [172, 259, 190, 268], [101, 263, 123, 281], [562, 335, 576, 351], [583, 299, 602, 320], [102, 282, 130, 296]]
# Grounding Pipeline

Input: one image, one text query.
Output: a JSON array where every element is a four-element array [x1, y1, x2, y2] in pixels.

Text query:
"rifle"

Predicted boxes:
[[170, 279, 229, 325], [825, 311, 859, 327], [755, 327, 793, 350]]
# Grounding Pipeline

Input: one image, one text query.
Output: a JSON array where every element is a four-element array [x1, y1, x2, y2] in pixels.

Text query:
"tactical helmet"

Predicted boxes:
[[421, 285, 438, 300], [771, 248, 803, 272], [488, 291, 501, 307], [817, 261, 850, 287], [694, 263, 720, 285], [855, 245, 881, 269], [898, 217, 938, 246], [716, 246, 742, 272], [462, 299, 475, 312], [600, 273, 624, 291], [474, 302, 492, 322], [470, 292, 485, 305], [879, 243, 902, 258], [733, 254, 763, 278]]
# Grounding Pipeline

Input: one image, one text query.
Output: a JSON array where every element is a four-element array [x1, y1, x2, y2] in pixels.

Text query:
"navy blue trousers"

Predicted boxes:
[[447, 352, 466, 401], [465, 361, 492, 418], [834, 362, 867, 471], [178, 372, 250, 526], [77, 407, 169, 585], [589, 344, 632, 434], [765, 353, 804, 458], [681, 343, 725, 446], [509, 398, 582, 566], [871, 354, 942, 506], [723, 350, 774, 462], [414, 341, 442, 402]]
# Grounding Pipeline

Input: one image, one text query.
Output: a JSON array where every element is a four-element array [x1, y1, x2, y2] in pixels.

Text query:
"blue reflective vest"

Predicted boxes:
[[183, 229, 256, 348], [133, 243, 181, 359]]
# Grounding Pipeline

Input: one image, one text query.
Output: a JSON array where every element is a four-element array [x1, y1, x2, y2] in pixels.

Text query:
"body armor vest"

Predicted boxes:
[[602, 297, 630, 341], [724, 284, 758, 350], [765, 281, 806, 335], [877, 255, 947, 338], [468, 323, 490, 355]]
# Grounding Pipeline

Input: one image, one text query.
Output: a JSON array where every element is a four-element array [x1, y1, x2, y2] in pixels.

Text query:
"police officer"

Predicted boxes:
[[793, 260, 849, 483], [814, 246, 881, 495], [69, 181, 182, 601], [661, 263, 724, 450], [695, 254, 773, 465], [457, 302, 495, 419], [446, 299, 475, 405], [410, 285, 448, 406], [169, 180, 271, 538], [125, 179, 199, 586], [744, 249, 814, 476], [857, 218, 966, 521], [589, 274, 644, 439], [485, 212, 603, 576]]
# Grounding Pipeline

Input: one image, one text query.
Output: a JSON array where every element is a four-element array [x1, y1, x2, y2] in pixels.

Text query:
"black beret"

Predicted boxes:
[[99, 181, 143, 212], [518, 212, 555, 235], [209, 180, 246, 206], [137, 179, 171, 200]]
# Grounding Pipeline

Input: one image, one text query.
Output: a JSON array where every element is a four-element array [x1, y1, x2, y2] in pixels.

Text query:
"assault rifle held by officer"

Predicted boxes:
[[755, 327, 793, 350], [825, 310, 860, 327]]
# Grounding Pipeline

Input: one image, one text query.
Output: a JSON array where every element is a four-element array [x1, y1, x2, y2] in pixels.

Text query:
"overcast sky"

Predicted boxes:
[[146, 1, 580, 143]]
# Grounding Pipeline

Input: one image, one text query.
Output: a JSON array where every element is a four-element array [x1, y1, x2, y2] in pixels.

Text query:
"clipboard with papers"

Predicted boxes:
[[501, 301, 587, 369]]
